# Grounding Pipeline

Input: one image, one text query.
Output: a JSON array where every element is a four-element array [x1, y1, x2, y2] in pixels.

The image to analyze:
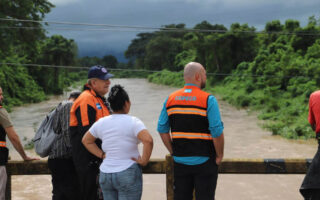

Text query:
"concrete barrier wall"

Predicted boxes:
[[5, 156, 312, 200]]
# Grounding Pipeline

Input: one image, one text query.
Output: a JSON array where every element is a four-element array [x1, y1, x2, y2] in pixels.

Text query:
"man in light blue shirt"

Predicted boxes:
[[157, 62, 224, 200]]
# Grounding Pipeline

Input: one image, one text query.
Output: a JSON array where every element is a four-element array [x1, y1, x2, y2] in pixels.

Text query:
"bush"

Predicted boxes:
[[148, 70, 184, 87]]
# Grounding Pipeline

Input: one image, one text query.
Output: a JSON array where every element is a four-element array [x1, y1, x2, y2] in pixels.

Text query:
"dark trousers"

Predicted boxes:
[[48, 158, 79, 200], [300, 189, 320, 200], [75, 164, 101, 200], [300, 140, 320, 200], [173, 158, 218, 200]]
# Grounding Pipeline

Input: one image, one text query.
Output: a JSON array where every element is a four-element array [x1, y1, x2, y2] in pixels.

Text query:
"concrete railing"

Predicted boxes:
[[5, 156, 312, 200]]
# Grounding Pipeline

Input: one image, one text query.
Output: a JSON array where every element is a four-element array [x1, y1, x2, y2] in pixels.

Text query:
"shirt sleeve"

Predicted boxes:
[[157, 97, 170, 134], [88, 120, 100, 139], [52, 103, 62, 134], [133, 117, 146, 137], [207, 95, 224, 138], [0, 108, 13, 128], [308, 95, 315, 126]]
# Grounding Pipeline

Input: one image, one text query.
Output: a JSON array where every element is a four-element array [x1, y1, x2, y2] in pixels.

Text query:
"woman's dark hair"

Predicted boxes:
[[108, 84, 129, 112]]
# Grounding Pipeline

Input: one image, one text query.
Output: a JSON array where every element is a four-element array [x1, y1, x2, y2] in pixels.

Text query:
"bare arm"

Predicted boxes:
[[82, 131, 105, 159], [160, 133, 173, 155], [5, 126, 38, 161], [132, 129, 153, 166], [213, 132, 224, 165]]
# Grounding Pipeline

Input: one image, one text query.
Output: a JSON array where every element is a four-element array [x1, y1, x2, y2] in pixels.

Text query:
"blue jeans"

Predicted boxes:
[[99, 163, 142, 200]]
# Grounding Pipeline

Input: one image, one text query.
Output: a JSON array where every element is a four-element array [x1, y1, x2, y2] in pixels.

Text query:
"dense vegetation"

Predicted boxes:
[[129, 18, 320, 139], [0, 0, 88, 108]]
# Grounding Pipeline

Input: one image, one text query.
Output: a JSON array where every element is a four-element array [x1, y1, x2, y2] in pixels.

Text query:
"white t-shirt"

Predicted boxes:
[[89, 114, 146, 173]]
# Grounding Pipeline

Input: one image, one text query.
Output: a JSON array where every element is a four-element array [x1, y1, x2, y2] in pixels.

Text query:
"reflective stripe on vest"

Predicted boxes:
[[0, 141, 6, 147], [171, 132, 213, 140], [167, 107, 207, 117]]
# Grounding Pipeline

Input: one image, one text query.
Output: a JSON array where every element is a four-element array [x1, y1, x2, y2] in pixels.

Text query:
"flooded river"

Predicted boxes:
[[8, 78, 316, 200]]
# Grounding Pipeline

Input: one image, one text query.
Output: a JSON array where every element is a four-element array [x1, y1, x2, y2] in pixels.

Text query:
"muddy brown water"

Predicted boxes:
[[8, 78, 316, 200]]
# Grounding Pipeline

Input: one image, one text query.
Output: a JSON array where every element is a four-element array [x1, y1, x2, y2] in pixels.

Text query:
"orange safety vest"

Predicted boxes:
[[70, 87, 110, 127], [166, 85, 215, 157], [0, 106, 9, 165], [0, 106, 7, 147], [69, 85, 110, 167], [0, 141, 6, 147]]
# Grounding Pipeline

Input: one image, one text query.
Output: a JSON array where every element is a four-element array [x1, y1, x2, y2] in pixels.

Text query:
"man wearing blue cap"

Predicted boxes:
[[70, 65, 113, 200]]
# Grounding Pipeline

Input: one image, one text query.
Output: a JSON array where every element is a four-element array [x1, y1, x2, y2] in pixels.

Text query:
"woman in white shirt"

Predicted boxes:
[[82, 84, 153, 200]]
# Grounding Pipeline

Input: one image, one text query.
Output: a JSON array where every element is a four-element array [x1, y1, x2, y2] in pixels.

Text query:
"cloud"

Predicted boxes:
[[45, 0, 320, 58], [48, 0, 80, 6]]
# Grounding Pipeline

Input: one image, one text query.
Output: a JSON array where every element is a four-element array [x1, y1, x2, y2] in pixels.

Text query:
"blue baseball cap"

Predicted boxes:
[[88, 65, 113, 80]]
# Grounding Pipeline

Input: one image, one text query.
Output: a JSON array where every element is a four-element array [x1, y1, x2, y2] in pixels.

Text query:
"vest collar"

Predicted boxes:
[[184, 83, 200, 89]]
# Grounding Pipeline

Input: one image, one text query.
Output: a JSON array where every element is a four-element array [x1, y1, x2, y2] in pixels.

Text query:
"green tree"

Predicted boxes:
[[0, 0, 54, 107], [191, 21, 228, 65], [159, 23, 186, 39], [261, 20, 284, 46], [102, 55, 118, 68], [202, 23, 258, 74], [0, 53, 46, 107], [125, 33, 154, 68], [0, 0, 54, 60], [79, 56, 102, 67], [284, 19, 300, 32], [144, 36, 182, 71], [291, 24, 320, 54], [174, 49, 197, 70], [35, 35, 78, 94], [194, 21, 227, 35]]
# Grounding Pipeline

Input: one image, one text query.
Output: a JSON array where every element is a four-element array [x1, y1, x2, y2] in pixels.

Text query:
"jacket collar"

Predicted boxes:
[[83, 84, 107, 102]]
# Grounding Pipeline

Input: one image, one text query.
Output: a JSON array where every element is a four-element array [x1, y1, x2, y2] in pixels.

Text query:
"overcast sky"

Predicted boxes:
[[45, 0, 320, 60]]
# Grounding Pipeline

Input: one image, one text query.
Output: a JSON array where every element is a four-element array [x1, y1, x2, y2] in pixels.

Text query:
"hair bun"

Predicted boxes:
[[108, 84, 124, 101], [110, 87, 120, 97]]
